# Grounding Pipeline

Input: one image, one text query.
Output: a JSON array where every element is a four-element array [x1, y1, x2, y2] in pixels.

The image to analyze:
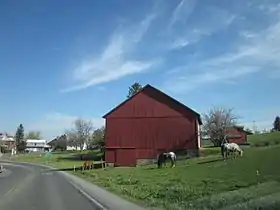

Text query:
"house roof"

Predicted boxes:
[[0, 133, 15, 141], [47, 138, 58, 145], [103, 84, 202, 124], [229, 125, 253, 135], [26, 139, 47, 143]]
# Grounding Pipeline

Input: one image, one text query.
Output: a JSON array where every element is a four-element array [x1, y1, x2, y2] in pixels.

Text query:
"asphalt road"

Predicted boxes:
[[0, 163, 100, 210]]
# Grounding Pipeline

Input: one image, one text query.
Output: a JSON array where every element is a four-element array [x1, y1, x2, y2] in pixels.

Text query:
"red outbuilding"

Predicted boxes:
[[103, 84, 202, 167], [225, 125, 253, 144]]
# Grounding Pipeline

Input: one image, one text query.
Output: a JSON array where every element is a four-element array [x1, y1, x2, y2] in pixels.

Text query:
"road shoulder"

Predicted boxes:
[[0, 160, 146, 210]]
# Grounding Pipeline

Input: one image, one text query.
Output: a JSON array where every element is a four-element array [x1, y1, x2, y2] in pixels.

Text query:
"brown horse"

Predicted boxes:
[[83, 161, 93, 170]]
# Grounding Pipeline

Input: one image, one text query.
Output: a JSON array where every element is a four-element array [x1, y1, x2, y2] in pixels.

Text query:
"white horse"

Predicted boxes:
[[164, 152, 177, 167], [224, 143, 243, 159], [157, 152, 177, 168]]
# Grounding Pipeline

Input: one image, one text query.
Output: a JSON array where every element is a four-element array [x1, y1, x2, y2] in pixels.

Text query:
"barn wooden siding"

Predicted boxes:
[[225, 127, 248, 144], [104, 85, 202, 166]]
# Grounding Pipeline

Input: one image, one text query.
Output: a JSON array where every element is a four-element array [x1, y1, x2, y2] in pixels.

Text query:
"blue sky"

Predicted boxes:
[[1, 0, 279, 140]]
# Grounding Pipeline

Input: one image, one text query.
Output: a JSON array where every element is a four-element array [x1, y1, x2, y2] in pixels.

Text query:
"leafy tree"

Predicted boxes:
[[89, 126, 105, 148], [127, 82, 143, 98], [202, 107, 238, 147], [15, 124, 26, 152], [26, 131, 42, 139], [273, 116, 280, 131]]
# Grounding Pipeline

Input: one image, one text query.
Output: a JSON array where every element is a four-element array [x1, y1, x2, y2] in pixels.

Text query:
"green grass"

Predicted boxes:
[[189, 181, 280, 210], [10, 149, 103, 169], [248, 131, 280, 146], [75, 145, 280, 210], [10, 136, 280, 209], [202, 131, 280, 148], [201, 139, 213, 147], [199, 147, 220, 156], [223, 191, 280, 210]]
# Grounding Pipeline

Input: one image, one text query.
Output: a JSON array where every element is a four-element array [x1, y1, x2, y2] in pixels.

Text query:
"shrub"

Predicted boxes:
[[264, 142, 270, 147], [254, 143, 261, 147]]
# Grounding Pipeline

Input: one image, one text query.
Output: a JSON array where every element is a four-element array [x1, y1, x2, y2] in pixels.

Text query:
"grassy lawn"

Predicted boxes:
[[10, 150, 103, 169], [10, 132, 280, 209], [248, 131, 280, 146], [202, 131, 280, 148], [75, 145, 280, 210], [201, 139, 213, 147]]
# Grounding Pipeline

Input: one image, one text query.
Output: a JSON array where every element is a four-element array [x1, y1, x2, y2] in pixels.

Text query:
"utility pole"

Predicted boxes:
[[252, 120, 257, 133]]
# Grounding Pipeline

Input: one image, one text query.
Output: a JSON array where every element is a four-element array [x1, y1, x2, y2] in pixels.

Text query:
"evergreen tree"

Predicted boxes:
[[15, 124, 25, 152], [273, 116, 280, 131], [127, 82, 143, 98]]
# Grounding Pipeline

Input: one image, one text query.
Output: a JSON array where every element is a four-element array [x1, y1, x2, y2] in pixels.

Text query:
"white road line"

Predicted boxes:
[[67, 178, 107, 210]]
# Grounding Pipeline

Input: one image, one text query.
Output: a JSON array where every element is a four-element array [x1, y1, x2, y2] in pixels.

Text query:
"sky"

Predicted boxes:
[[0, 0, 279, 140]]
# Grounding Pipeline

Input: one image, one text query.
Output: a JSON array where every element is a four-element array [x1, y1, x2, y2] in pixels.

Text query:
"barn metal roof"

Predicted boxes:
[[103, 84, 202, 124]]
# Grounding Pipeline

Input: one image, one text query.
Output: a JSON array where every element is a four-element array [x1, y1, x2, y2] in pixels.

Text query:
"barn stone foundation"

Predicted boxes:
[[136, 149, 200, 166], [106, 163, 115, 167], [174, 149, 200, 158], [136, 159, 156, 166], [187, 150, 200, 157]]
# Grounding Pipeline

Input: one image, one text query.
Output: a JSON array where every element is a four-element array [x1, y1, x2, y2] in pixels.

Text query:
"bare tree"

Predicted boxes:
[[202, 107, 238, 146], [68, 118, 93, 150], [65, 130, 79, 149]]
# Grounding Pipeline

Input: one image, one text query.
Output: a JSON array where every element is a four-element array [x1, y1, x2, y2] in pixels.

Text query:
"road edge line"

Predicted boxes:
[[0, 160, 108, 210], [65, 176, 107, 210]]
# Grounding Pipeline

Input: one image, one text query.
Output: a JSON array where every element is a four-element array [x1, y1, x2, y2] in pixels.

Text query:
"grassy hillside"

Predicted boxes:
[[77, 145, 280, 210], [9, 133, 280, 209], [248, 131, 280, 146], [202, 131, 280, 148]]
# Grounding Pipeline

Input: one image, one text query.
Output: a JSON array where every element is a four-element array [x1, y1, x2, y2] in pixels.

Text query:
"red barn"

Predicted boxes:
[[103, 84, 202, 167], [225, 126, 253, 144]]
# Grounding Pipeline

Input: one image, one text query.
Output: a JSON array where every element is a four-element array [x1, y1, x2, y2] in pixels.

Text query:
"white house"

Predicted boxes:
[[25, 139, 51, 152], [0, 132, 16, 151], [66, 142, 87, 151]]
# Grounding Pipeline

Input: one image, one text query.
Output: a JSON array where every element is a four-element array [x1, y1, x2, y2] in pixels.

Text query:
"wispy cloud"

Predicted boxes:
[[168, 4, 236, 50], [170, 28, 212, 49], [26, 112, 104, 140], [164, 5, 280, 93], [168, 0, 196, 29], [62, 14, 160, 92], [239, 31, 258, 39], [62, 1, 280, 93]]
